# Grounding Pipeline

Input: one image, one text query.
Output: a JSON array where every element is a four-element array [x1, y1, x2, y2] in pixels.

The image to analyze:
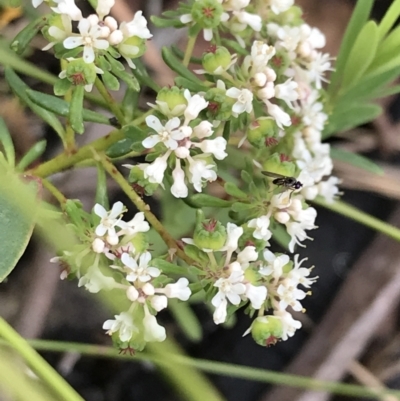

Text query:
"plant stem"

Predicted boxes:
[[98, 154, 195, 266], [42, 178, 67, 207], [8, 338, 400, 400], [183, 35, 198, 67], [0, 318, 84, 401], [313, 197, 400, 241], [94, 77, 125, 125]]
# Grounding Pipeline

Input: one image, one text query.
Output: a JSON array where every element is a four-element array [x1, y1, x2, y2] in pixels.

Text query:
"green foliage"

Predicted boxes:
[[330, 148, 383, 175], [188, 194, 233, 208], [16, 140, 47, 171], [0, 117, 15, 167]]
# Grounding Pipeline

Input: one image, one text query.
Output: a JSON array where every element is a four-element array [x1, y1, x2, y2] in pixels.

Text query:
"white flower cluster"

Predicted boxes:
[[38, 0, 151, 68], [126, 90, 228, 198], [52, 202, 191, 347], [185, 222, 315, 341]]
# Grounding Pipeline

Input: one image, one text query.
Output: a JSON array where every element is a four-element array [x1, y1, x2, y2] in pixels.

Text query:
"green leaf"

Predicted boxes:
[[162, 47, 204, 85], [106, 138, 134, 158], [107, 55, 140, 92], [220, 39, 248, 56], [151, 259, 190, 275], [69, 85, 85, 134], [188, 194, 232, 208], [122, 88, 139, 122], [377, 0, 400, 40], [174, 77, 208, 93], [0, 117, 15, 167], [171, 44, 203, 64], [10, 15, 49, 55], [131, 59, 160, 92], [0, 175, 37, 282], [168, 299, 203, 342], [240, 170, 252, 184], [16, 140, 46, 171], [5, 68, 66, 142], [224, 182, 247, 199], [231, 202, 253, 212], [341, 21, 379, 89], [101, 70, 120, 91], [330, 147, 383, 175], [95, 163, 109, 209], [328, 0, 374, 95], [26, 89, 112, 125], [323, 103, 382, 138], [270, 223, 290, 250], [150, 15, 184, 28], [184, 244, 208, 264]]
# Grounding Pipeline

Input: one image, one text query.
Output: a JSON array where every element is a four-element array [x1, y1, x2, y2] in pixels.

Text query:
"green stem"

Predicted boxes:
[[8, 338, 400, 400], [0, 318, 84, 401], [94, 77, 125, 125], [313, 197, 400, 241], [42, 178, 67, 207], [183, 35, 198, 67], [63, 84, 76, 152], [98, 154, 195, 266]]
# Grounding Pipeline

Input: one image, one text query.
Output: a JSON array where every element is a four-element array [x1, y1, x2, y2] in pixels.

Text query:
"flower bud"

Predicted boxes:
[[118, 35, 146, 59], [247, 117, 278, 148], [191, 0, 224, 28], [156, 87, 187, 118], [65, 58, 97, 87], [202, 46, 233, 74], [193, 218, 227, 250], [248, 316, 283, 346]]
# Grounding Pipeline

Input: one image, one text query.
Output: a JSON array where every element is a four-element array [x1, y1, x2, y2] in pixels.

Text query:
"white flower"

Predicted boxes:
[[171, 159, 189, 198], [51, 0, 82, 21], [212, 270, 246, 307], [287, 254, 317, 288], [317, 176, 341, 203], [143, 310, 166, 342], [42, 15, 72, 50], [63, 18, 109, 63], [119, 212, 150, 236], [233, 11, 262, 32], [226, 87, 253, 116], [277, 282, 306, 311], [274, 79, 299, 108], [92, 238, 106, 253], [187, 155, 217, 192], [192, 121, 214, 139], [143, 116, 185, 150], [259, 250, 290, 281], [126, 286, 139, 302], [223, 0, 251, 11], [151, 295, 168, 311], [286, 217, 316, 253], [248, 215, 272, 242], [223, 223, 243, 254], [96, 0, 114, 20], [274, 309, 301, 341], [78, 264, 116, 293], [103, 312, 138, 342], [194, 137, 228, 160], [245, 284, 267, 309], [236, 246, 258, 269], [183, 91, 209, 123], [265, 100, 291, 129], [213, 298, 228, 324], [269, 0, 294, 14], [143, 152, 171, 185], [121, 252, 160, 283], [94, 202, 125, 244], [163, 278, 191, 301], [120, 11, 152, 39]]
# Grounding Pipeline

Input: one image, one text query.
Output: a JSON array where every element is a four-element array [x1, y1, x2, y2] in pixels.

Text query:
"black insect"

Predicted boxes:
[[261, 171, 303, 192]]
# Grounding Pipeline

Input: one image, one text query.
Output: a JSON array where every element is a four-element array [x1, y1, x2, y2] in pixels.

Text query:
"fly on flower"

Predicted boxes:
[[261, 171, 303, 193]]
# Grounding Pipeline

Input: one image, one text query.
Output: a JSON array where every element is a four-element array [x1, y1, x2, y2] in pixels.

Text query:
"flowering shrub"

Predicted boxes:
[[2, 0, 396, 353]]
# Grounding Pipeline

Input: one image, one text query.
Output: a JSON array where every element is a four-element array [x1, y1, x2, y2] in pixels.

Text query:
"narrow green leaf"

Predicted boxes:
[[162, 47, 204, 85], [220, 39, 248, 56], [184, 244, 208, 264], [224, 182, 247, 199], [174, 77, 208, 93], [150, 15, 184, 28], [95, 163, 109, 209], [378, 0, 400, 40], [169, 299, 203, 342], [122, 88, 139, 122], [16, 140, 47, 171], [106, 138, 134, 158], [0, 117, 15, 167], [231, 202, 253, 212], [171, 44, 203, 64], [328, 0, 374, 95], [10, 15, 49, 55], [131, 59, 160, 92], [151, 259, 190, 275], [101, 70, 120, 91], [330, 147, 383, 175], [270, 224, 290, 250], [188, 194, 232, 208], [323, 103, 382, 138], [5, 68, 66, 141], [26, 89, 112, 125], [0, 175, 37, 282], [69, 85, 85, 134], [342, 21, 379, 89], [107, 55, 140, 92]]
